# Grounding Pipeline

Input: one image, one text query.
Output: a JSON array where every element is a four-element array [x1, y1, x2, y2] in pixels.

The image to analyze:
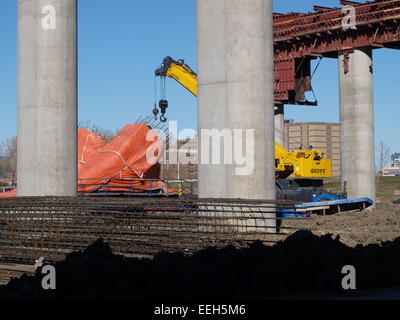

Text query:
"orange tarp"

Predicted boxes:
[[0, 124, 174, 198], [78, 124, 170, 194], [78, 128, 107, 171]]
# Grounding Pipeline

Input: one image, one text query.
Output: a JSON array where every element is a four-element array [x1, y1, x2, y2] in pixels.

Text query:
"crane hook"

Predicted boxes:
[[152, 103, 159, 120], [159, 99, 169, 123]]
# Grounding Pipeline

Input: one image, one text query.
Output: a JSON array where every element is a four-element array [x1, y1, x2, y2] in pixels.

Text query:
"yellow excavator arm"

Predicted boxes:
[[155, 57, 198, 96], [155, 56, 331, 179]]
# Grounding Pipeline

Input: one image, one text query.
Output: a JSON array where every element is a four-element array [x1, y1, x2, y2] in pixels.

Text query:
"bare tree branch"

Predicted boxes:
[[0, 137, 17, 184], [377, 140, 391, 175]]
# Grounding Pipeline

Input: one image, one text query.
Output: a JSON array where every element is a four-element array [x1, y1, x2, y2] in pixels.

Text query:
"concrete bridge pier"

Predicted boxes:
[[197, 0, 276, 231], [338, 48, 376, 203], [18, 0, 77, 196], [274, 104, 285, 147], [197, 0, 228, 199]]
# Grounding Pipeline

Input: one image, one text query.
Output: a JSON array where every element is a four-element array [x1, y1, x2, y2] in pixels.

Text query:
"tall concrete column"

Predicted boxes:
[[197, 0, 276, 232], [17, 0, 38, 196], [225, 0, 275, 202], [197, 0, 275, 201], [274, 104, 285, 147], [339, 48, 376, 202], [18, 0, 77, 196], [197, 0, 228, 199]]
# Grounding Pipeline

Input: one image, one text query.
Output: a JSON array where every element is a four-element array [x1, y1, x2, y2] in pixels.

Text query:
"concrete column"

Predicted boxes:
[[17, 0, 38, 196], [197, 0, 228, 199], [197, 0, 275, 200], [197, 0, 276, 230], [274, 104, 285, 147], [339, 48, 376, 202], [18, 0, 77, 196], [225, 0, 275, 202]]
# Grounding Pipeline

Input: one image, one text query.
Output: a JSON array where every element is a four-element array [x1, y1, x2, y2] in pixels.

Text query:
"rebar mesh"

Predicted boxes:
[[0, 197, 308, 264]]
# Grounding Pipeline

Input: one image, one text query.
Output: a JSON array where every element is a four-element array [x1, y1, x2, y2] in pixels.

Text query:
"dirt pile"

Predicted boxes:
[[283, 202, 400, 247], [1, 231, 400, 300]]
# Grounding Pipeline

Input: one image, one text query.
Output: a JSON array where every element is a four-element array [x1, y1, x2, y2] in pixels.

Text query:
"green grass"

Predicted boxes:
[[376, 176, 400, 199], [324, 176, 400, 200], [167, 177, 400, 201]]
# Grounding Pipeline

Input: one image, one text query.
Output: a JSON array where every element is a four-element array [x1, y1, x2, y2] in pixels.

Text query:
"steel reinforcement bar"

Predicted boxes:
[[0, 197, 307, 264]]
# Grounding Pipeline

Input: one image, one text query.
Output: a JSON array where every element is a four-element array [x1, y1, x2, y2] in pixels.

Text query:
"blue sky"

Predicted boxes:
[[0, 0, 399, 154]]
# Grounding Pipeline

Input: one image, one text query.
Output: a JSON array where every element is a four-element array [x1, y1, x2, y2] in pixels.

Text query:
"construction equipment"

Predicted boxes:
[[154, 56, 332, 183], [155, 56, 197, 97]]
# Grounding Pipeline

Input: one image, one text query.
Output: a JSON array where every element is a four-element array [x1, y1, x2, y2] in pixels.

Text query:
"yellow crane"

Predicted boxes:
[[154, 56, 332, 180]]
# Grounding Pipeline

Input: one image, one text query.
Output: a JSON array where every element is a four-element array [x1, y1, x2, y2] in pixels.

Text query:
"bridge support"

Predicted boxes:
[[18, 0, 77, 196], [339, 48, 376, 203], [197, 0, 276, 231], [275, 105, 285, 147]]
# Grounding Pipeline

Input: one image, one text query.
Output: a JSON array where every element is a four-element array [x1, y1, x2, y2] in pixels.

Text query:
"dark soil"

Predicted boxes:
[[1, 230, 400, 300]]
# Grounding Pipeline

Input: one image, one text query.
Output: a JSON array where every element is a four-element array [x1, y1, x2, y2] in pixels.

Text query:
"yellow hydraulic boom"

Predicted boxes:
[[154, 56, 331, 179], [155, 57, 198, 96]]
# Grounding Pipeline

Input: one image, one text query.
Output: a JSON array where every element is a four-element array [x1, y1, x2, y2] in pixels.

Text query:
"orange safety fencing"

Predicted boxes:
[[0, 124, 175, 198]]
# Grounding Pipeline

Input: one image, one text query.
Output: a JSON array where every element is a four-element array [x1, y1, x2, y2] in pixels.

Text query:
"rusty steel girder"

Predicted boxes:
[[273, 0, 400, 106]]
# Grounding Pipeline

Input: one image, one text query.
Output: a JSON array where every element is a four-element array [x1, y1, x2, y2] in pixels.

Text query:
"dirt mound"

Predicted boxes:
[[1, 232, 400, 300], [283, 203, 400, 247]]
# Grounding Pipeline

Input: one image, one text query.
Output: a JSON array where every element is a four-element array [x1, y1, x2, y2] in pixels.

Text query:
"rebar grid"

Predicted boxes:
[[0, 197, 308, 264]]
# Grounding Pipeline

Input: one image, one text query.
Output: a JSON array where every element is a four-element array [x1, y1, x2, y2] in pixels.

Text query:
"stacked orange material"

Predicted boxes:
[[78, 124, 172, 194]]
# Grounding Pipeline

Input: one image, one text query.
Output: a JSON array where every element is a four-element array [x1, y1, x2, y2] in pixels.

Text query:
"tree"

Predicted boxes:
[[0, 156, 7, 181], [377, 140, 391, 174], [0, 137, 17, 184]]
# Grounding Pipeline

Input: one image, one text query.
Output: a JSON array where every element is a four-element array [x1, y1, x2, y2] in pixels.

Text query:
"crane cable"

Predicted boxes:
[[295, 57, 322, 103], [152, 75, 160, 120], [310, 57, 322, 103], [153, 72, 168, 122], [159, 77, 168, 122]]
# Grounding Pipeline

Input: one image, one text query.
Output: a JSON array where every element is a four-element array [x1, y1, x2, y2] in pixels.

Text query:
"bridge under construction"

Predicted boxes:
[[1, 0, 397, 272]]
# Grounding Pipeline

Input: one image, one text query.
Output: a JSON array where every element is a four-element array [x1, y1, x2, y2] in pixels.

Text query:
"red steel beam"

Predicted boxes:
[[313, 6, 333, 12], [273, 0, 400, 106], [340, 0, 363, 6], [275, 0, 400, 41]]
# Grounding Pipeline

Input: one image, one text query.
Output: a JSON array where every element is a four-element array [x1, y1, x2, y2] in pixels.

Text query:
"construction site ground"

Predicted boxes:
[[1, 177, 400, 300], [174, 176, 400, 248], [280, 176, 400, 247]]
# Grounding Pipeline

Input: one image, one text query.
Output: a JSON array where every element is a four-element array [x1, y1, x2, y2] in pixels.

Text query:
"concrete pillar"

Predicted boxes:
[[197, 0, 276, 230], [197, 0, 228, 199], [274, 104, 285, 147], [18, 0, 77, 196], [339, 48, 376, 202], [17, 0, 38, 196]]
